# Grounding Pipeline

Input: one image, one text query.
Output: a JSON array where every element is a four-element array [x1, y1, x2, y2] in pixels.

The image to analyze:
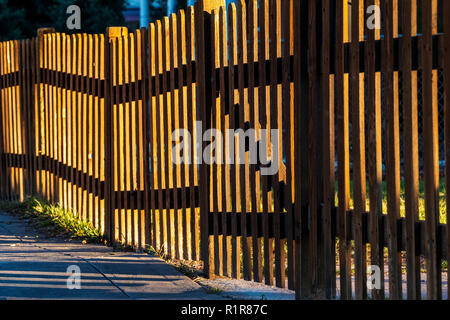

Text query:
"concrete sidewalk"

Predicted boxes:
[[0, 210, 223, 300]]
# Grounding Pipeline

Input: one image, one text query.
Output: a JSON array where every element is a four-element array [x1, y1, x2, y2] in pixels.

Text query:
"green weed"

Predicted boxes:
[[0, 197, 104, 244]]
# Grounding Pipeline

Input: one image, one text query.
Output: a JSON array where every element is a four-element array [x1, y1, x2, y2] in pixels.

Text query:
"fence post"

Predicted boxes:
[[104, 27, 128, 244], [194, 0, 224, 279]]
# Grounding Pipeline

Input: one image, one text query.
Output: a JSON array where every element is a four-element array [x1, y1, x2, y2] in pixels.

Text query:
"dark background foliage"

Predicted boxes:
[[0, 0, 191, 41]]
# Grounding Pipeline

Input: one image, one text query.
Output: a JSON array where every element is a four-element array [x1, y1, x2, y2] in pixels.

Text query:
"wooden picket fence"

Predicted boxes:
[[0, 0, 449, 300]]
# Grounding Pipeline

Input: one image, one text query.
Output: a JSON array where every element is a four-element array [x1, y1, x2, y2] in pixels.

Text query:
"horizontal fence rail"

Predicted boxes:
[[0, 0, 449, 300]]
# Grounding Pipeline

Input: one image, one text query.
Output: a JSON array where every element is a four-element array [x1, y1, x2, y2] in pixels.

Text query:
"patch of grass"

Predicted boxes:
[[145, 244, 167, 259], [0, 197, 104, 244]]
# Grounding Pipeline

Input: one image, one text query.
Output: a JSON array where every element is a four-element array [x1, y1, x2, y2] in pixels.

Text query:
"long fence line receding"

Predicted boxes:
[[0, 0, 449, 300]]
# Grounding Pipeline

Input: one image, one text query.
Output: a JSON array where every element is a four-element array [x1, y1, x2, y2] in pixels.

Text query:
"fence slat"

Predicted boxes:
[[148, 22, 158, 250], [97, 33, 102, 229], [121, 33, 127, 242], [24, 39, 31, 198], [2, 42, 7, 199], [321, 0, 336, 299], [18, 40, 25, 199], [138, 27, 149, 248], [293, 0, 301, 298], [27, 39, 33, 197], [130, 32, 136, 246], [61, 35, 67, 211], [0, 42, 4, 199], [6, 41, 12, 200], [3, 41, 8, 200], [162, 21, 172, 253], [336, 0, 351, 300], [127, 32, 134, 246], [210, 8, 220, 275], [42, 36, 48, 201], [227, 3, 240, 280], [176, 10, 189, 261], [122, 33, 130, 244], [422, 0, 441, 300], [32, 38, 38, 197], [0, 42, 5, 199], [13, 40, 19, 200], [56, 33, 64, 207], [169, 13, 180, 259], [87, 34, 94, 224], [4, 41, 8, 199], [52, 34, 57, 204], [247, 0, 262, 284], [7, 41, 13, 200], [18, 40, 25, 200], [383, 0, 402, 300], [351, 0, 366, 300], [22, 39, 28, 199], [281, 0, 294, 291], [104, 33, 112, 241], [163, 16, 174, 257], [218, 5, 231, 275], [134, 29, 143, 248], [82, 33, 88, 222], [402, 0, 421, 300], [82, 32, 87, 220], [0, 42, 6, 199], [113, 36, 120, 241], [3, 41, 7, 199], [55, 34, 61, 207], [0, 41, 2, 199], [76, 34, 82, 218], [365, 0, 384, 300], [11, 41, 16, 200], [269, 0, 285, 287], [306, 0, 319, 294], [66, 35, 72, 214], [114, 35, 121, 241], [186, 7, 198, 261], [12, 41, 17, 200], [18, 40, 27, 198], [28, 39, 35, 196], [92, 34, 98, 227], [444, 0, 450, 302], [154, 20, 165, 253], [259, 0, 274, 286], [237, 0, 251, 282]]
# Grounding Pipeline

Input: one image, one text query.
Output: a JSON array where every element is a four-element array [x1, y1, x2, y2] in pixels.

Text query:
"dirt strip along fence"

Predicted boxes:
[[0, 0, 449, 300]]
